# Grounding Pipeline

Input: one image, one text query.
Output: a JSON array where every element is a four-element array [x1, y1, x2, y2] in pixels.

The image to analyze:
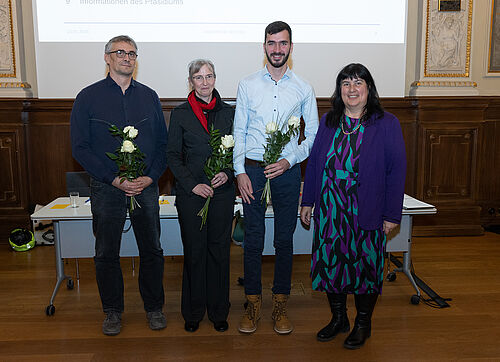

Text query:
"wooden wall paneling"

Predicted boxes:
[[383, 98, 419, 196], [422, 127, 478, 202], [479, 99, 500, 226], [0, 99, 30, 235], [24, 99, 77, 208], [413, 98, 489, 235], [1, 96, 500, 241], [316, 98, 331, 119]]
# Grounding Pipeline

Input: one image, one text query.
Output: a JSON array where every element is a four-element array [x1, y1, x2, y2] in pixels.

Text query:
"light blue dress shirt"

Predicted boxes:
[[233, 66, 319, 175]]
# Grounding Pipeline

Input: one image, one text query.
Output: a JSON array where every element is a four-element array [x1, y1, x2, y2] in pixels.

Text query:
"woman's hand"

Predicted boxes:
[[192, 184, 214, 198], [300, 206, 312, 226], [211, 172, 228, 189], [383, 220, 398, 235]]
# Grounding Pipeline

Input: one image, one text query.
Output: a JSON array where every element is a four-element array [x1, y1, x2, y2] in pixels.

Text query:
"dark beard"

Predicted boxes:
[[266, 51, 290, 68]]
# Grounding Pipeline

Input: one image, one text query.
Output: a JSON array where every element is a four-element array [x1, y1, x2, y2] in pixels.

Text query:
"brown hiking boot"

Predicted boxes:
[[272, 294, 293, 335], [238, 294, 262, 334]]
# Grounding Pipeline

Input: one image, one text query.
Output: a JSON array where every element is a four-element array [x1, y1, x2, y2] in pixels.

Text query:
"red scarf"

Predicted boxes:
[[188, 90, 216, 133]]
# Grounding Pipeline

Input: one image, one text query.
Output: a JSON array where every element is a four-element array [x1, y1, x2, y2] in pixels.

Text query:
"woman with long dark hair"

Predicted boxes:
[[300, 63, 406, 349]]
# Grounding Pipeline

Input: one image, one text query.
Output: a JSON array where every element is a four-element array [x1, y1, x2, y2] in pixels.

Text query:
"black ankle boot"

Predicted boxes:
[[343, 293, 378, 349], [317, 293, 350, 342]]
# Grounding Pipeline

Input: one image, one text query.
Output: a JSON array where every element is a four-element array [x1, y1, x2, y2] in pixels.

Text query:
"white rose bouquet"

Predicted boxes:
[[197, 125, 235, 229], [261, 104, 302, 208], [106, 124, 146, 213]]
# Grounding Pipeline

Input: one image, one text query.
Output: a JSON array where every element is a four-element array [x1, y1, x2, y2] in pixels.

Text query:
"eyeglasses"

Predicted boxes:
[[107, 50, 138, 60], [192, 74, 215, 82]]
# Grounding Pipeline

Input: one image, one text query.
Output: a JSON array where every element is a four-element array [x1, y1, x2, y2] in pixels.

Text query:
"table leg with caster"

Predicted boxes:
[[46, 221, 73, 316]]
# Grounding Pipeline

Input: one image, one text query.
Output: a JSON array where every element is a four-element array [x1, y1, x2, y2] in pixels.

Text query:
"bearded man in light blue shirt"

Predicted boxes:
[[233, 21, 319, 335]]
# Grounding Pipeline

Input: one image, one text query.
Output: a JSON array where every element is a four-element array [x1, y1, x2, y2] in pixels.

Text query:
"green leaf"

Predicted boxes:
[[106, 152, 118, 160]]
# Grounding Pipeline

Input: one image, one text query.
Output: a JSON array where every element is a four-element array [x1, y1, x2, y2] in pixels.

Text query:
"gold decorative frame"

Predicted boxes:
[[0, 0, 16, 78], [488, 0, 500, 73], [424, 0, 473, 77]]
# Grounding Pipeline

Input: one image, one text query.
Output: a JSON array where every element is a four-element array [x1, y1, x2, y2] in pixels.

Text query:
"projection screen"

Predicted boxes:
[[32, 0, 408, 98]]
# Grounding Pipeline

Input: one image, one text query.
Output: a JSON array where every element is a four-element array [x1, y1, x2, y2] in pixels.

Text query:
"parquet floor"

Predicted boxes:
[[1, 232, 500, 361]]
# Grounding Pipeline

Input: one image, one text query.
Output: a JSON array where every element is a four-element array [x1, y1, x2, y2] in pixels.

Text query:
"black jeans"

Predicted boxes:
[[242, 164, 301, 295], [91, 178, 164, 313]]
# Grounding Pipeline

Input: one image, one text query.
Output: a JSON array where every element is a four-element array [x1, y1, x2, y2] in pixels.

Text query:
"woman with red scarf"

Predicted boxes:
[[167, 59, 235, 333]]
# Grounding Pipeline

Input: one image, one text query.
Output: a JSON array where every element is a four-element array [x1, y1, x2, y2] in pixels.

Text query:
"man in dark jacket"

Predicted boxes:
[[71, 35, 168, 336]]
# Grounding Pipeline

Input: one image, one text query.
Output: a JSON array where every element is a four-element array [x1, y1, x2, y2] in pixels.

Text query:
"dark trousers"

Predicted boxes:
[[176, 188, 234, 323], [91, 178, 165, 313], [243, 163, 301, 295]]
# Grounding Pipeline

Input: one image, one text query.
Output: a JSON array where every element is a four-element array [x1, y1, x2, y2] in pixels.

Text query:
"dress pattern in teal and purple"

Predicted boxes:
[[310, 117, 386, 294]]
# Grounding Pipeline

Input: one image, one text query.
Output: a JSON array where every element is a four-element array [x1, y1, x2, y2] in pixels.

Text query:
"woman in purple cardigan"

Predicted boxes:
[[300, 63, 406, 349]]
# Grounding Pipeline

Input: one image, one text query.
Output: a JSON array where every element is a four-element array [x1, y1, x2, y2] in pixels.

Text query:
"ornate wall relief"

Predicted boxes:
[[425, 0, 472, 77], [0, 0, 30, 95], [411, 0, 477, 95], [0, 0, 15, 77]]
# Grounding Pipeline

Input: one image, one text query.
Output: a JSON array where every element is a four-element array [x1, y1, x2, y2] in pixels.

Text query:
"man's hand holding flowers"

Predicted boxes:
[[112, 176, 152, 196], [106, 124, 147, 212], [260, 114, 301, 207]]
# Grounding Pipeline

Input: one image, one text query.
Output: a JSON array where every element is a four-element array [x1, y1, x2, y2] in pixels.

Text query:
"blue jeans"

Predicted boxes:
[[91, 178, 164, 313], [243, 163, 301, 295]]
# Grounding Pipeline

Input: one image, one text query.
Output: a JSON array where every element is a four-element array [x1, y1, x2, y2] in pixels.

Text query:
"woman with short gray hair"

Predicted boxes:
[[167, 59, 235, 333]]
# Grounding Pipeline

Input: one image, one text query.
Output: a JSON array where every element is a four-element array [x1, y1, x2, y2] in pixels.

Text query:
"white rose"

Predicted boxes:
[[288, 116, 300, 129], [121, 140, 136, 153], [127, 127, 138, 138], [221, 135, 235, 149], [123, 126, 138, 139], [265, 121, 278, 134]]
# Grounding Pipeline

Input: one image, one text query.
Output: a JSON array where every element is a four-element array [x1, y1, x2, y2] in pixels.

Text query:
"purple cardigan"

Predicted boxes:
[[301, 111, 406, 230]]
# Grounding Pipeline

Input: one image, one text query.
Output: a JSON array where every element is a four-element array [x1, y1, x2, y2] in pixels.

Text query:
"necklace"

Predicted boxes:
[[341, 115, 362, 135]]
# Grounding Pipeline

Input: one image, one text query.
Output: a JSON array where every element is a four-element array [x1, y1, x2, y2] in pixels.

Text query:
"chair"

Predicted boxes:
[[66, 171, 91, 197]]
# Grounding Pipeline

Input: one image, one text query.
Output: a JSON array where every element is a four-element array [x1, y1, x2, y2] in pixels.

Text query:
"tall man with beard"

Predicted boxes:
[[233, 21, 319, 335], [71, 35, 168, 336]]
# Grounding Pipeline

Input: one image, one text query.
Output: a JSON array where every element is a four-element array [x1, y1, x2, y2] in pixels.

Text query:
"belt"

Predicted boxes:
[[245, 157, 264, 167]]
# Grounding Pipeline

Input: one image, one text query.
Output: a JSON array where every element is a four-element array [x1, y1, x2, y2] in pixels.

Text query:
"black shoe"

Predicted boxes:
[[213, 320, 228, 332], [317, 293, 350, 342], [343, 324, 371, 349], [184, 321, 199, 332], [343, 293, 379, 350], [317, 315, 350, 342]]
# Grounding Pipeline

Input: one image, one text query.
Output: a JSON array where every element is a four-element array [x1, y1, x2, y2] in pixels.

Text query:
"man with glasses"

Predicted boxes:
[[233, 21, 319, 335], [71, 35, 168, 336]]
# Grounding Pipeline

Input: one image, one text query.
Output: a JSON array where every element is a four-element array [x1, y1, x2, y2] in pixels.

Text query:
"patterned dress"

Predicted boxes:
[[310, 117, 386, 295]]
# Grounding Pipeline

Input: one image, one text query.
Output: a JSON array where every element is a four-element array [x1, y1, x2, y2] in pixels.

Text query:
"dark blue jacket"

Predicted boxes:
[[70, 75, 168, 184], [301, 111, 406, 230]]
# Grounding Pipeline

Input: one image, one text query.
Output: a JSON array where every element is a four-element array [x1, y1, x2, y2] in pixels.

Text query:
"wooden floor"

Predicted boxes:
[[1, 232, 500, 361]]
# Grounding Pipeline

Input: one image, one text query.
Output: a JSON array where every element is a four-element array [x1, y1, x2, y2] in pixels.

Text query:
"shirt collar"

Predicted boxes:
[[105, 73, 137, 88], [261, 65, 291, 82]]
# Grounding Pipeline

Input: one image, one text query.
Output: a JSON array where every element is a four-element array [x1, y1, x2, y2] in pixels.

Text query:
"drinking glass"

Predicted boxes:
[[69, 191, 79, 208]]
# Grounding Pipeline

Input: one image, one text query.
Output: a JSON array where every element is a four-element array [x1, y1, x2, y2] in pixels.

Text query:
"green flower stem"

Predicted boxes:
[[197, 195, 211, 230], [261, 178, 272, 209]]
